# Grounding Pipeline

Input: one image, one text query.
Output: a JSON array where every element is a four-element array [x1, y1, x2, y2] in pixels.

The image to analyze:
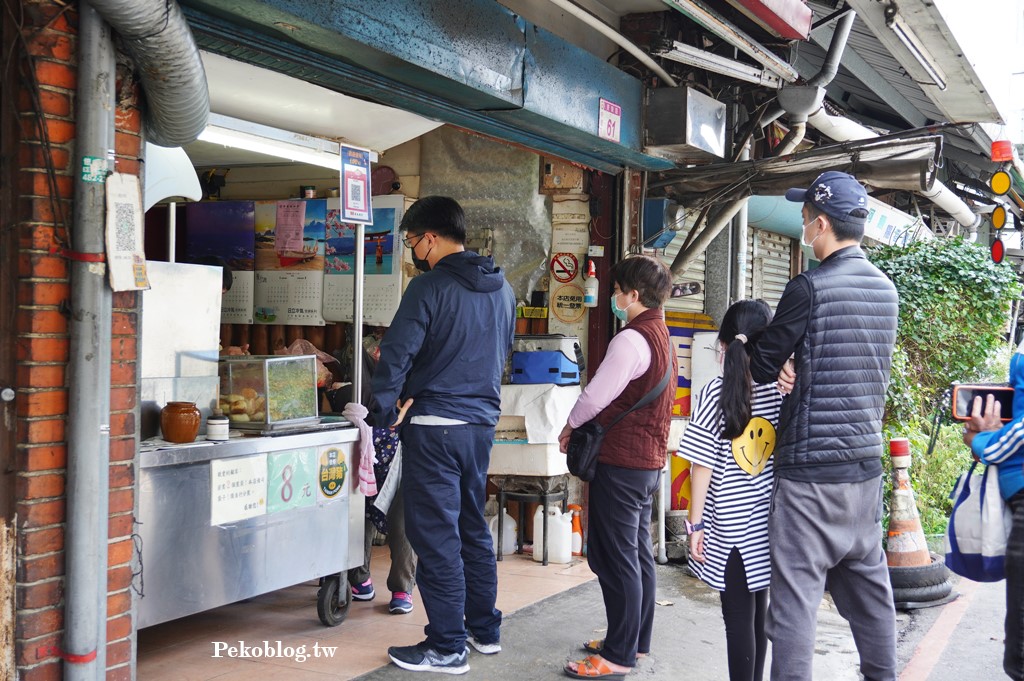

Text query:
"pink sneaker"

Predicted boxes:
[[351, 578, 375, 601], [389, 591, 413, 614]]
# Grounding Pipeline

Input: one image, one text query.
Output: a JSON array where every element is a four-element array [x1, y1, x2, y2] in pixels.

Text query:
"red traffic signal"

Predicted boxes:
[[992, 237, 1005, 264]]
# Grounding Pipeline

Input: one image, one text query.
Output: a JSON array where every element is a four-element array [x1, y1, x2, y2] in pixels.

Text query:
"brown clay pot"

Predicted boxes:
[[161, 402, 201, 443]]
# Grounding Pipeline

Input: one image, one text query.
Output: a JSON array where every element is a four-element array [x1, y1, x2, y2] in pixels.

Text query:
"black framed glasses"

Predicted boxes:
[[402, 233, 426, 249]]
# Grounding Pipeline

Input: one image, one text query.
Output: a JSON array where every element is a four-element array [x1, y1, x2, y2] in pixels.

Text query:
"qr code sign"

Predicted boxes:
[[113, 201, 136, 251]]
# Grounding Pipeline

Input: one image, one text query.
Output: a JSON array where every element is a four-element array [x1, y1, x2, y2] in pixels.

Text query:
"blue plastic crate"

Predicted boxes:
[[510, 351, 580, 385]]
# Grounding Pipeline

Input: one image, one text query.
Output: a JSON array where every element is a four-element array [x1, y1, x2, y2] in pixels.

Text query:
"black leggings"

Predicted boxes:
[[720, 547, 768, 681]]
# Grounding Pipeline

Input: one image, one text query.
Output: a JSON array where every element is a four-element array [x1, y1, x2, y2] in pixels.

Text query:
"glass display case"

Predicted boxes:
[[219, 355, 319, 431]]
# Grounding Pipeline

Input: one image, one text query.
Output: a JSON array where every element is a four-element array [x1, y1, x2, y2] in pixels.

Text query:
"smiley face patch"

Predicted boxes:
[[731, 416, 776, 476]]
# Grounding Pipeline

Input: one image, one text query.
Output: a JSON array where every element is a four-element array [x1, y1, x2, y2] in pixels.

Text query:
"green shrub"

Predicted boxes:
[[868, 237, 1021, 536], [868, 237, 1021, 424]]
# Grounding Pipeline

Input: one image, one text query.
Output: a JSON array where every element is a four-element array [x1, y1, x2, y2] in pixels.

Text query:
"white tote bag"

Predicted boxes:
[[944, 461, 1013, 582]]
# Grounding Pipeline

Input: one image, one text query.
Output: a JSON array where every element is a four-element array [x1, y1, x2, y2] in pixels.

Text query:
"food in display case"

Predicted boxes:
[[219, 355, 319, 429]]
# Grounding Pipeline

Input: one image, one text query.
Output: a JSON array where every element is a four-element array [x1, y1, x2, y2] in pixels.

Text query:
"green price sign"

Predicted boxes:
[[267, 448, 317, 514]]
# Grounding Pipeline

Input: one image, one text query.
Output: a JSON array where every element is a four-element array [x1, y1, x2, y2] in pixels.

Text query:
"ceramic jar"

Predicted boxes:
[[206, 415, 230, 441], [161, 402, 201, 443]]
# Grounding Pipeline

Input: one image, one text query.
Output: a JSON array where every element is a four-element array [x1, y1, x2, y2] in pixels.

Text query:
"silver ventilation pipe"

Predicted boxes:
[[65, 3, 114, 678], [805, 108, 982, 231], [89, 0, 209, 147]]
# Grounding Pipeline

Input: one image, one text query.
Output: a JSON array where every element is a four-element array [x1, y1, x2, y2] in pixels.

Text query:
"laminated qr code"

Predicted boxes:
[[350, 182, 363, 205], [113, 201, 136, 251]]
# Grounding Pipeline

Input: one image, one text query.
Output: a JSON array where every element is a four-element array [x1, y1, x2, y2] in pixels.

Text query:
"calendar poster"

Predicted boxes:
[[184, 201, 255, 324], [323, 195, 405, 325], [253, 199, 327, 326]]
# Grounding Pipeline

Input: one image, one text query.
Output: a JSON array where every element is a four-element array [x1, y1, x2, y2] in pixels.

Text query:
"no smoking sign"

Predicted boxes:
[[550, 252, 579, 283]]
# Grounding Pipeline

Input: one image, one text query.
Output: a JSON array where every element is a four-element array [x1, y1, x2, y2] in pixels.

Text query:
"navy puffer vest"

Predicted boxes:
[[775, 247, 898, 481]]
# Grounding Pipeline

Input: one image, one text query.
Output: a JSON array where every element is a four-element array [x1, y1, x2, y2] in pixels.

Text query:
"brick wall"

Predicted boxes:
[[14, 2, 141, 679]]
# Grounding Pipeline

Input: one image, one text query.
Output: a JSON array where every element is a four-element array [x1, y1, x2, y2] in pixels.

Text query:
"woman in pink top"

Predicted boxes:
[[558, 255, 675, 680]]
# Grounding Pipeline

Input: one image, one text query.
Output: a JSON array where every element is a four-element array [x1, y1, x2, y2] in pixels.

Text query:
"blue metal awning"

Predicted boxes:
[[180, 0, 674, 173]]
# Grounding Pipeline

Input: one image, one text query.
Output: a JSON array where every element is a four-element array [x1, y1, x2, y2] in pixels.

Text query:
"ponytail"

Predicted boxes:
[[715, 299, 773, 440], [720, 338, 753, 440]]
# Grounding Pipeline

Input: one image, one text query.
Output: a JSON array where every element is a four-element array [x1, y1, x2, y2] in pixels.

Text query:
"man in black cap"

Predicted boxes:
[[371, 196, 515, 675], [748, 171, 899, 681]]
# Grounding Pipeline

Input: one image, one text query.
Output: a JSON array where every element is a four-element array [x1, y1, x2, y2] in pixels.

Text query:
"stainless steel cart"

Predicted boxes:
[[137, 427, 363, 628]]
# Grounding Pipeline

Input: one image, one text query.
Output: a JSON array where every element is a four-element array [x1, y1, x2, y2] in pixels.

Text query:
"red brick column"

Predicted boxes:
[[14, 3, 142, 679]]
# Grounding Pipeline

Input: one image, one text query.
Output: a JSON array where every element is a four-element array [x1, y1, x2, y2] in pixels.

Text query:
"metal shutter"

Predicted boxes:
[[660, 231, 707, 314], [744, 229, 794, 309]]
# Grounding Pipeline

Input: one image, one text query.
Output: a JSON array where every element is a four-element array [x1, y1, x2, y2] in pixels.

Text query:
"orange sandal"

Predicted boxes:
[[564, 655, 628, 680], [582, 640, 646, 660]]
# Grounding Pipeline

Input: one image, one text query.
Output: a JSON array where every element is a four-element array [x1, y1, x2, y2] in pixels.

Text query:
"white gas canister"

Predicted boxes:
[[488, 511, 518, 556], [532, 505, 573, 564]]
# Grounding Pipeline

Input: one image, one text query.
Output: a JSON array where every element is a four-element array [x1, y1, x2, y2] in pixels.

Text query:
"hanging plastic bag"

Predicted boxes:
[[275, 338, 337, 387], [944, 461, 1013, 582]]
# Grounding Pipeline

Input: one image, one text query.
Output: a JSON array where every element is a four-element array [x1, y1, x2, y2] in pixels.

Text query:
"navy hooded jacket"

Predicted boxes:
[[370, 250, 515, 428]]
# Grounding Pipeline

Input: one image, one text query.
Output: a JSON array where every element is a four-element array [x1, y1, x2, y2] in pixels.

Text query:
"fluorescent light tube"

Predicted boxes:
[[658, 41, 783, 88], [885, 7, 947, 91], [198, 113, 342, 169]]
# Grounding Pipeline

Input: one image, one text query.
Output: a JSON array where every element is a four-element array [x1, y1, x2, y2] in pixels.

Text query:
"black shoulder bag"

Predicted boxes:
[[566, 359, 673, 482]]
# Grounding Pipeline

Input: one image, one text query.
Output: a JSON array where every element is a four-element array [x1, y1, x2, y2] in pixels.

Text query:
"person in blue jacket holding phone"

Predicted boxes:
[[963, 339, 1024, 681]]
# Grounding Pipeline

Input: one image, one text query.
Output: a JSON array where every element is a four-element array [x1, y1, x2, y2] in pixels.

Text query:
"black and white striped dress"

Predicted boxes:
[[677, 378, 783, 592]]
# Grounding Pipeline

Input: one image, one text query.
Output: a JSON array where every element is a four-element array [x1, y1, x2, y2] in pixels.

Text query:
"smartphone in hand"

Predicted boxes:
[[951, 384, 1014, 423]]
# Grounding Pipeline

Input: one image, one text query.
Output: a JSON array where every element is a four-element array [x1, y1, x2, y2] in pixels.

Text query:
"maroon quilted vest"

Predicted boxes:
[[595, 308, 675, 470]]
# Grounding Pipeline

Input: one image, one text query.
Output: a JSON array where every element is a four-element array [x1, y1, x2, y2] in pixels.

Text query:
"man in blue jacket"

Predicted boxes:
[[964, 342, 1024, 680], [371, 196, 516, 675]]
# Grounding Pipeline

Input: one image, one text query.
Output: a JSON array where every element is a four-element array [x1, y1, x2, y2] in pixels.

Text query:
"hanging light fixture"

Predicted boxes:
[[884, 2, 947, 91], [198, 113, 342, 169]]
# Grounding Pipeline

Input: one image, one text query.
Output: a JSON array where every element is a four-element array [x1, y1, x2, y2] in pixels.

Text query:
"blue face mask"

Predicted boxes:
[[611, 292, 633, 321]]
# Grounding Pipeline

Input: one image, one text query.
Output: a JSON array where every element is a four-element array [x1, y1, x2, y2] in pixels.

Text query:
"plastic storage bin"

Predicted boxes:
[[219, 354, 319, 431], [510, 351, 580, 385]]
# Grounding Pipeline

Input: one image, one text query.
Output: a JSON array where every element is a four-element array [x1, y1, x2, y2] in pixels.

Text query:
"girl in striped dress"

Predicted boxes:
[[677, 299, 782, 681]]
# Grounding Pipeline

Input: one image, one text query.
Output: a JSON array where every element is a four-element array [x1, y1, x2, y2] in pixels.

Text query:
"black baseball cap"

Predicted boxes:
[[785, 171, 868, 226]]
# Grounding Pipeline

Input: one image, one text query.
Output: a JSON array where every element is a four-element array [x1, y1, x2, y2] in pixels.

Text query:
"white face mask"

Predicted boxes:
[[800, 216, 822, 248]]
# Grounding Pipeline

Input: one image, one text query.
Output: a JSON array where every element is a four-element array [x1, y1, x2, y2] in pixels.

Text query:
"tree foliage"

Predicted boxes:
[[868, 236, 1021, 424], [867, 236, 1021, 535]]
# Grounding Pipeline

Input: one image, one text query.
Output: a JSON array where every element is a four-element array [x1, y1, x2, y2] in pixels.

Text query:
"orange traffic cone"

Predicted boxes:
[[885, 438, 932, 567], [568, 504, 584, 556]]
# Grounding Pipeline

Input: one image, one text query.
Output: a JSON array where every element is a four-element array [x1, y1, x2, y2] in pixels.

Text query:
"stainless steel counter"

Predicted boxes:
[[138, 427, 363, 628]]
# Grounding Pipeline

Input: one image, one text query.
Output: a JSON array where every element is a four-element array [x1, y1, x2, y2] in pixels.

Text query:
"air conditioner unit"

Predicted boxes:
[[645, 87, 726, 164]]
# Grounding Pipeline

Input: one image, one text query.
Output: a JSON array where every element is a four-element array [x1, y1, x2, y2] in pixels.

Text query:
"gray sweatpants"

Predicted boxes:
[[767, 476, 896, 681]]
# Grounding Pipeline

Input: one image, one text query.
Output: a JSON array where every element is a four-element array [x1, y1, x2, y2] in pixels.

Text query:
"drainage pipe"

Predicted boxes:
[[672, 129, 802, 278], [89, 0, 209, 146], [762, 10, 856, 126], [544, 0, 678, 87], [671, 199, 746, 276], [732, 144, 750, 301], [65, 3, 114, 679], [759, 9, 979, 232], [805, 108, 982, 232]]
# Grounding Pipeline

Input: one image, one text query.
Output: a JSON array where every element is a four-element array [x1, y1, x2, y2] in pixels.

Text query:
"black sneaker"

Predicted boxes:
[[388, 642, 469, 675]]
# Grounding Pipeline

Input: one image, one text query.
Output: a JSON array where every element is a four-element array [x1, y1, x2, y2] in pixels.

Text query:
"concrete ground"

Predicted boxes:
[[354, 562, 1007, 681]]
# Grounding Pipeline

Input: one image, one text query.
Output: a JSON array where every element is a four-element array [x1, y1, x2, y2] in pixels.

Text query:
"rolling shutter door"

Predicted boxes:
[[744, 229, 794, 309], [660, 231, 706, 314]]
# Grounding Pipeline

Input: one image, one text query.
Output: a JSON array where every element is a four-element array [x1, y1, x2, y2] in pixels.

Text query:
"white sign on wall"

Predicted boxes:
[[598, 98, 622, 143], [210, 454, 268, 525]]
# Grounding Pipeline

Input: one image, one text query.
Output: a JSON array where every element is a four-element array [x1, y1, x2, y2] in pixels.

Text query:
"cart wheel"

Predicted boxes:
[[317, 575, 350, 627]]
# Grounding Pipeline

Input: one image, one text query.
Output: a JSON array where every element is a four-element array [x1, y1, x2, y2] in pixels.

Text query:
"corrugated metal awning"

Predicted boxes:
[[651, 135, 942, 206]]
